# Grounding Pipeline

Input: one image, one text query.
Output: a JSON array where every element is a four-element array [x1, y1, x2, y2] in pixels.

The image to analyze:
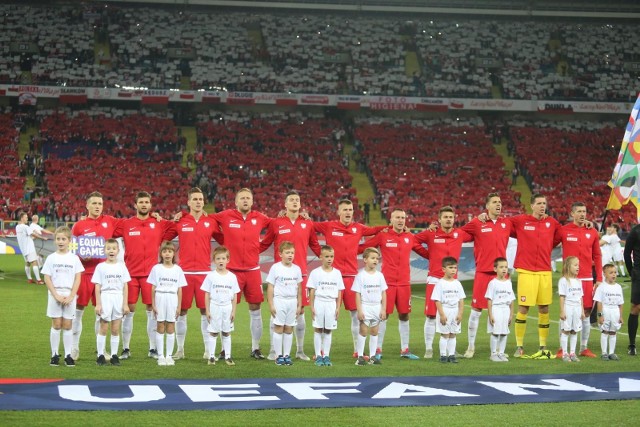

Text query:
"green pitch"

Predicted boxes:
[[1, 254, 638, 424]]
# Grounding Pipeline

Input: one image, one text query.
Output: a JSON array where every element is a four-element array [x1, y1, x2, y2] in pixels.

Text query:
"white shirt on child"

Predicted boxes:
[[267, 262, 302, 298], [200, 270, 241, 305], [91, 261, 131, 293], [432, 278, 465, 308], [352, 269, 388, 304], [593, 283, 624, 307], [484, 278, 515, 306], [41, 251, 84, 294], [147, 264, 187, 294], [558, 277, 583, 306], [307, 266, 345, 301]]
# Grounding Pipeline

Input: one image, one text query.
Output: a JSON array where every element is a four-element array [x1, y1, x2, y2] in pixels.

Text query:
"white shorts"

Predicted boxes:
[[600, 306, 622, 332], [208, 303, 233, 333], [361, 303, 382, 328], [312, 299, 338, 330], [612, 249, 624, 263], [99, 293, 124, 321], [600, 248, 613, 266], [487, 305, 511, 335], [155, 293, 178, 322], [436, 306, 461, 334], [561, 304, 582, 332], [46, 292, 76, 319], [273, 297, 297, 327], [24, 251, 38, 263]]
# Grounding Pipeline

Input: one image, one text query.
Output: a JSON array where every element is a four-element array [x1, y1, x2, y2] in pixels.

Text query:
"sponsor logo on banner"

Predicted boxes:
[[18, 92, 37, 105], [90, 88, 112, 99], [300, 95, 330, 105], [227, 91, 255, 105], [61, 88, 86, 95], [368, 96, 416, 110], [202, 91, 224, 103], [573, 102, 625, 114], [537, 102, 573, 114], [337, 95, 361, 110], [417, 98, 448, 112], [70, 236, 106, 259]]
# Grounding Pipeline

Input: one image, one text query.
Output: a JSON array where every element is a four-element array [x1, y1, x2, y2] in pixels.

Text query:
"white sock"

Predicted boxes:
[[249, 309, 263, 351], [25, 266, 32, 280], [155, 332, 164, 358], [110, 335, 120, 357], [283, 332, 293, 357], [377, 320, 387, 350], [166, 333, 175, 357], [62, 329, 73, 357], [222, 335, 231, 359], [33, 266, 41, 281], [560, 333, 568, 354], [73, 309, 84, 349], [314, 331, 322, 356], [581, 318, 591, 350], [447, 336, 457, 356], [357, 334, 366, 357], [147, 310, 157, 350], [50, 328, 60, 356], [269, 316, 275, 353], [601, 333, 608, 354], [350, 311, 359, 352], [619, 265, 626, 276], [399, 320, 410, 351], [498, 335, 507, 354], [609, 334, 617, 354], [273, 332, 283, 356], [207, 335, 218, 358], [200, 315, 209, 352], [467, 310, 481, 350], [490, 334, 499, 354], [176, 314, 187, 350], [97, 334, 106, 356], [369, 335, 378, 358], [323, 333, 332, 356], [122, 312, 134, 349], [439, 336, 448, 356], [569, 334, 577, 354], [425, 317, 436, 351], [295, 313, 306, 353]]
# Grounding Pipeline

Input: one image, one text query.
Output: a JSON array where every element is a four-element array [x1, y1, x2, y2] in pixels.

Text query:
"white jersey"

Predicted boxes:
[[267, 262, 302, 299], [558, 277, 583, 306], [352, 269, 388, 304], [432, 278, 466, 308], [484, 278, 515, 306], [593, 283, 624, 308], [200, 270, 240, 305], [91, 261, 131, 294], [147, 264, 187, 294], [307, 266, 345, 301], [41, 251, 85, 295], [16, 223, 36, 255], [29, 222, 44, 236]]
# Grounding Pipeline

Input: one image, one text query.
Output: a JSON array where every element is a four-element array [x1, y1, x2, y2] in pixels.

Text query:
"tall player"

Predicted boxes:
[[415, 206, 472, 358], [112, 191, 175, 360], [460, 193, 511, 358], [260, 190, 322, 361], [211, 188, 272, 359], [359, 208, 429, 360], [70, 191, 121, 360], [314, 199, 386, 357], [164, 187, 223, 359], [623, 223, 640, 356], [557, 202, 602, 358]]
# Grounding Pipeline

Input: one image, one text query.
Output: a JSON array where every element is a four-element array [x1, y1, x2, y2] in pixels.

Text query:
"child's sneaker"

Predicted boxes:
[[50, 354, 60, 366], [569, 353, 580, 362], [148, 349, 159, 359], [489, 353, 501, 362], [323, 355, 332, 366], [355, 356, 367, 366], [110, 355, 121, 366], [498, 353, 509, 362], [208, 357, 216, 365], [314, 356, 325, 366], [448, 355, 459, 364], [165, 356, 175, 366], [608, 353, 620, 361], [284, 355, 293, 366], [120, 348, 131, 360], [369, 357, 382, 365], [157, 356, 167, 366], [439, 355, 448, 363], [225, 358, 235, 366], [64, 354, 75, 367], [601, 354, 610, 361], [275, 355, 286, 366], [96, 354, 107, 366], [562, 354, 571, 363]]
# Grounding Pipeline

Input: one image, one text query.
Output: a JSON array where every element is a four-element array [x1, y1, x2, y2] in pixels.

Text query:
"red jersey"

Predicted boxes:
[[359, 229, 429, 286], [509, 214, 562, 272], [415, 228, 472, 279], [559, 223, 603, 282], [461, 217, 512, 273], [164, 213, 223, 272], [314, 221, 385, 276], [71, 215, 120, 274], [260, 216, 321, 276], [112, 216, 175, 277], [212, 209, 271, 271]]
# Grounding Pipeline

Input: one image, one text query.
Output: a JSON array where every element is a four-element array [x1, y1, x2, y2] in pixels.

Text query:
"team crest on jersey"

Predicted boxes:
[[251, 219, 257, 225], [404, 238, 409, 244], [150, 223, 155, 229], [453, 232, 458, 238], [352, 227, 357, 233], [102, 222, 108, 228], [501, 223, 506, 228], [301, 223, 306, 229], [546, 222, 550, 228], [204, 222, 210, 228], [586, 233, 591, 239], [521, 296, 526, 302]]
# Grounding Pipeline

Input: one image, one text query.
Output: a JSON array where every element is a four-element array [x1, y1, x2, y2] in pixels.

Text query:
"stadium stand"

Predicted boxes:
[[0, 111, 26, 220]]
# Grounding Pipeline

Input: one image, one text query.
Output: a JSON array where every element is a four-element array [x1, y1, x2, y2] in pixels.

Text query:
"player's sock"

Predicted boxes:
[[283, 332, 293, 357], [609, 334, 617, 354], [62, 329, 73, 358], [50, 328, 60, 356], [356, 334, 366, 357], [97, 334, 106, 356], [110, 335, 120, 357], [498, 335, 507, 354], [628, 314, 639, 346], [200, 315, 209, 352], [580, 317, 591, 351], [222, 335, 231, 359], [514, 312, 527, 347], [166, 333, 175, 357], [619, 265, 626, 276], [350, 311, 359, 352], [425, 317, 436, 351], [156, 332, 164, 359], [323, 333, 332, 356], [272, 332, 283, 357], [269, 316, 275, 354], [447, 336, 457, 357], [25, 266, 32, 280], [399, 320, 410, 352], [377, 319, 387, 350], [569, 334, 578, 355], [249, 309, 263, 351], [314, 332, 322, 356], [538, 312, 550, 347], [490, 334, 499, 354], [147, 310, 157, 350], [33, 266, 41, 281], [176, 315, 187, 351], [295, 313, 306, 353], [73, 309, 84, 349], [369, 335, 378, 358], [207, 335, 218, 358], [467, 310, 480, 350], [560, 333, 568, 355], [439, 336, 448, 356], [600, 333, 608, 355], [122, 312, 134, 350]]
